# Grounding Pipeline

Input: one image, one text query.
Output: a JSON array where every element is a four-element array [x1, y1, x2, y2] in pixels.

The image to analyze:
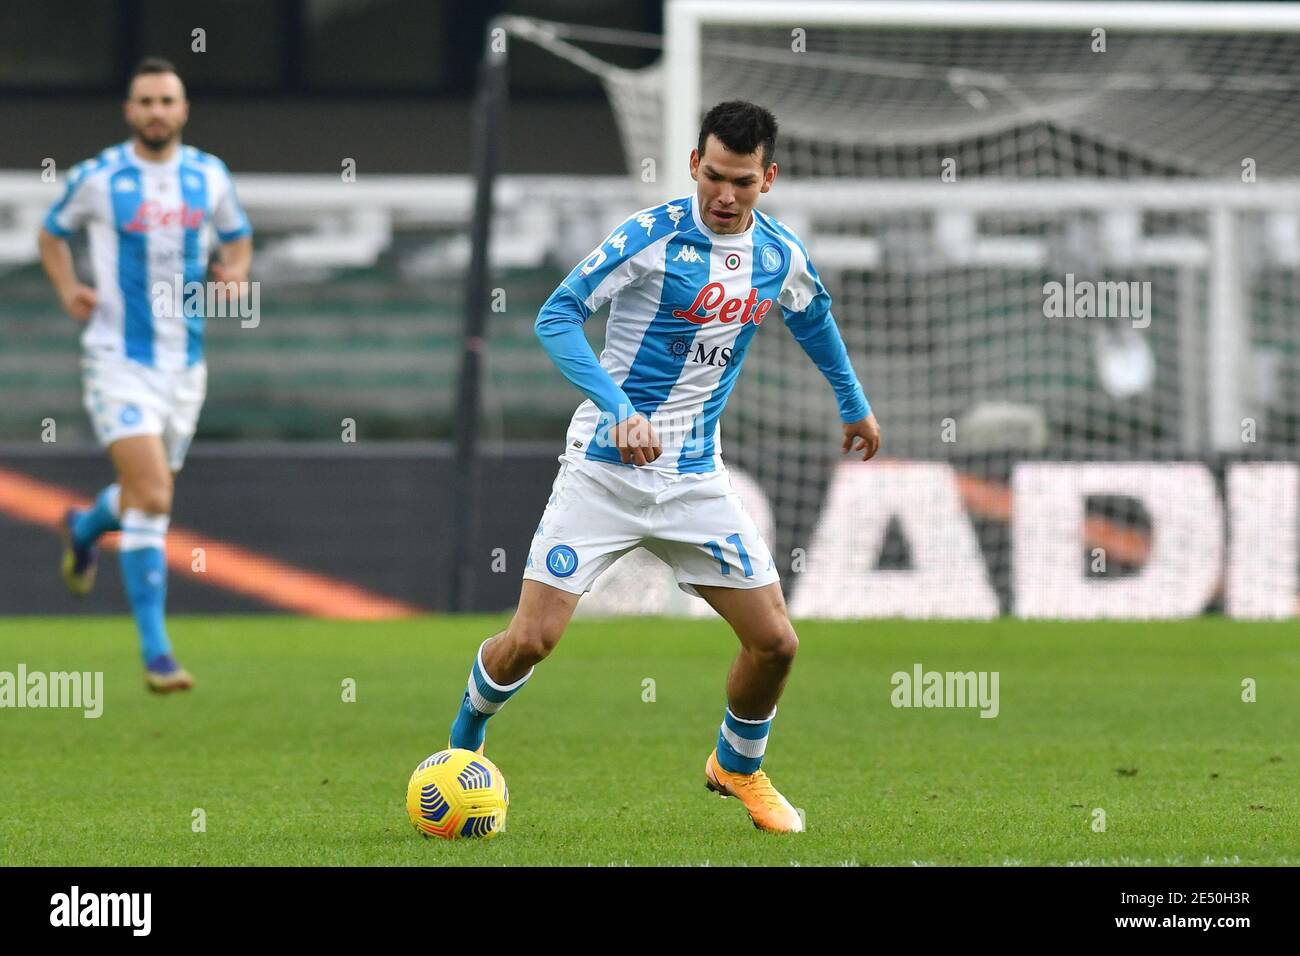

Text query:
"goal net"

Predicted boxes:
[[498, 2, 1300, 619]]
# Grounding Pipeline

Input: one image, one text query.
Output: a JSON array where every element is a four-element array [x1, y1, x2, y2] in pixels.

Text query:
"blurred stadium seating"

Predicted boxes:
[[0, 174, 643, 442]]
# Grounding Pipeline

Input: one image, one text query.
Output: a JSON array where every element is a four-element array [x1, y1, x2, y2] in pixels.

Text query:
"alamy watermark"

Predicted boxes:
[[151, 274, 260, 328], [1043, 273, 1151, 329], [0, 665, 103, 718], [50, 886, 150, 935], [890, 663, 999, 718]]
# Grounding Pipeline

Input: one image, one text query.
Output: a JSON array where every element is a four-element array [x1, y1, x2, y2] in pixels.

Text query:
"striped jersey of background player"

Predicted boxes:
[[445, 101, 881, 833], [37, 57, 254, 693]]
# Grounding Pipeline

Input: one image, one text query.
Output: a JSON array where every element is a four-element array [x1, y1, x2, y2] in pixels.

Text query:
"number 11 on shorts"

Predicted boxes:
[[706, 533, 754, 577]]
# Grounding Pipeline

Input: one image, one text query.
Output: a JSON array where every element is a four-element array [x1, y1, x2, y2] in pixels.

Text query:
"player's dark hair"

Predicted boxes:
[[697, 100, 778, 168], [127, 57, 182, 97]]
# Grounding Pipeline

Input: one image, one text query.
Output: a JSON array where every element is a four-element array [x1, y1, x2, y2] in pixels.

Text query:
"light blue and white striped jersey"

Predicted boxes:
[[44, 141, 252, 370], [536, 195, 870, 477]]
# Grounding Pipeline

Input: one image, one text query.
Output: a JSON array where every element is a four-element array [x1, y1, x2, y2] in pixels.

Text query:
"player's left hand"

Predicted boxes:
[[842, 412, 881, 461], [209, 262, 248, 303]]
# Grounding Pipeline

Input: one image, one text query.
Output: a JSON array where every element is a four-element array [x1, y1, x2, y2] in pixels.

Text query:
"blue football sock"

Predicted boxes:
[[72, 483, 121, 549], [119, 509, 172, 666], [449, 639, 534, 751], [716, 705, 777, 774]]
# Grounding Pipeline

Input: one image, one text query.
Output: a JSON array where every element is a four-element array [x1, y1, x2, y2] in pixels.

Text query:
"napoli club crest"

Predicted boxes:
[[546, 545, 579, 578], [759, 242, 785, 275]]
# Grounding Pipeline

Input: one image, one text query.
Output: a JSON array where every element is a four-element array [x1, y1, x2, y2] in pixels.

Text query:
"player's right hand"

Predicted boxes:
[[59, 284, 97, 322], [613, 413, 662, 466]]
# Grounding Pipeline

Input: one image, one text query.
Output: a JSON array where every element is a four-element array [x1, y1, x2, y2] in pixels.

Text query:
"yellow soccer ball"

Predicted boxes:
[[406, 749, 508, 840]]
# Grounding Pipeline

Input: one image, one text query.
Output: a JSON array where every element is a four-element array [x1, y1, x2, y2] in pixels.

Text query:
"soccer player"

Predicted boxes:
[[38, 57, 253, 693], [448, 101, 879, 832]]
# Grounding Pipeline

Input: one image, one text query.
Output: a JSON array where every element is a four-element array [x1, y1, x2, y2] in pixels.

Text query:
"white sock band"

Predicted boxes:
[[120, 509, 169, 551]]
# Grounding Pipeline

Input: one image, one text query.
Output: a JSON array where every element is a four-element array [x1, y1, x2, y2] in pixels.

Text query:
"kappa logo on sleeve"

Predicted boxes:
[[579, 231, 630, 276]]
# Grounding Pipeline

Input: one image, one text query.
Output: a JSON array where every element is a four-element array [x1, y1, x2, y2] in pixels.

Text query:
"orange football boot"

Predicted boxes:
[[705, 749, 804, 833]]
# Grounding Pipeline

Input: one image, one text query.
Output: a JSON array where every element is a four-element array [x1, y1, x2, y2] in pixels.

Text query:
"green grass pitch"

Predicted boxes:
[[1, 615, 1296, 866]]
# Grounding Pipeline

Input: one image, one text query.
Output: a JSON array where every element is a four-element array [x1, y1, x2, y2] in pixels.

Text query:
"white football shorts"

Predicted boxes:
[[522, 458, 781, 598], [81, 349, 207, 472]]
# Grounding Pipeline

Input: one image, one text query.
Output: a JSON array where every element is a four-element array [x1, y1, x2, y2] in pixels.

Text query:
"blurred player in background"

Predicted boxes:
[[447, 101, 880, 832], [38, 57, 253, 692]]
